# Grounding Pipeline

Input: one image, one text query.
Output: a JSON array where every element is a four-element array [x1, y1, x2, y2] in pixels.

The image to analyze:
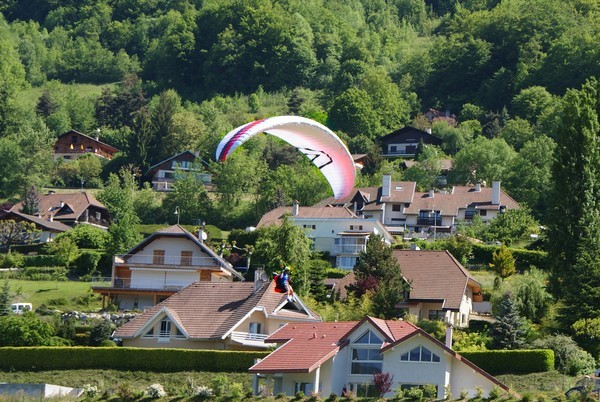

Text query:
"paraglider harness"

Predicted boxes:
[[273, 268, 290, 293]]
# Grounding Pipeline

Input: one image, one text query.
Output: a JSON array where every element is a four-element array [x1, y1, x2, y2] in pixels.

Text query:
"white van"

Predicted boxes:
[[10, 303, 32, 314]]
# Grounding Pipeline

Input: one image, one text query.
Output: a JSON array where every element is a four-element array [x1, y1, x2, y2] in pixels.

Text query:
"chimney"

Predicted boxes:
[[382, 175, 391, 197], [445, 324, 453, 349], [475, 182, 481, 192], [60, 201, 64, 208], [254, 267, 265, 292], [492, 181, 501, 205], [292, 200, 299, 216], [428, 188, 435, 198], [49, 214, 53, 222]]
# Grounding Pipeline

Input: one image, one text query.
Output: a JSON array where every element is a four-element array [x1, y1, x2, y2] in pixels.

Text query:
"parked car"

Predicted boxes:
[[10, 303, 32, 314], [565, 377, 600, 398]]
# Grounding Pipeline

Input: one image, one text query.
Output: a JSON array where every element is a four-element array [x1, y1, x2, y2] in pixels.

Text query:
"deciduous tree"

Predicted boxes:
[[0, 220, 40, 252]]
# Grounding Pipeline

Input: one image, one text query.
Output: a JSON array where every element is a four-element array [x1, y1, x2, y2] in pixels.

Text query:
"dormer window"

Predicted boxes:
[[400, 346, 440, 363]]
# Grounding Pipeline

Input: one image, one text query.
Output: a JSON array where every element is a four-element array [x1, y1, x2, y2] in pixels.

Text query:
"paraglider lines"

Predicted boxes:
[[298, 147, 333, 169]]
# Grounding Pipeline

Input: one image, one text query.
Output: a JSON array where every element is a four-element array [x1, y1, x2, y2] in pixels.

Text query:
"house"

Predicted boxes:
[[112, 275, 320, 350], [9, 191, 110, 229], [316, 176, 519, 237], [53, 129, 120, 160], [145, 150, 211, 192], [325, 250, 484, 327], [379, 127, 443, 158], [92, 225, 244, 310], [257, 201, 395, 270], [249, 316, 509, 399], [0, 210, 70, 243], [424, 108, 457, 126]]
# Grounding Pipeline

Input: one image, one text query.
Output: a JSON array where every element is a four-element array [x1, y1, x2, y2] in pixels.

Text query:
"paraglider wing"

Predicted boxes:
[[215, 116, 355, 199]]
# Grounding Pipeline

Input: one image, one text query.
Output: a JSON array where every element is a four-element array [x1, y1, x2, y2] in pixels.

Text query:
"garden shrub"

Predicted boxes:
[[73, 250, 102, 277], [0, 347, 269, 372], [459, 349, 554, 375], [471, 244, 548, 271], [531, 334, 596, 376]]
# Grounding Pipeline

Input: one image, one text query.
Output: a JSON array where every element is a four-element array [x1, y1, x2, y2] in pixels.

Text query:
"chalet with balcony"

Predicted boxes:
[[54, 129, 119, 160], [112, 274, 320, 350], [145, 150, 211, 192], [325, 250, 484, 327], [256, 202, 394, 270], [92, 225, 244, 310], [379, 126, 443, 158], [9, 191, 110, 229], [316, 176, 519, 237]]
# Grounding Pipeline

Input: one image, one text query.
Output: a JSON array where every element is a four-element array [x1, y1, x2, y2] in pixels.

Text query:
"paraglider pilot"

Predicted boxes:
[[274, 266, 294, 301]]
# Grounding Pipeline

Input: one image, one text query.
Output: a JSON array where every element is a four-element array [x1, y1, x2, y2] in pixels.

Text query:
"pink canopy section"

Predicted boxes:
[[216, 116, 356, 199]]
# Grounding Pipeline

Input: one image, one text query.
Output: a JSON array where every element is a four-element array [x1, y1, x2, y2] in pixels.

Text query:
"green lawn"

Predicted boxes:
[[15, 83, 116, 112], [4, 279, 102, 312]]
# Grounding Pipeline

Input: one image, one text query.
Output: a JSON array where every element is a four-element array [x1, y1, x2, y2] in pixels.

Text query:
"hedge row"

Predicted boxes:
[[0, 347, 269, 372], [471, 244, 548, 271], [459, 349, 554, 375]]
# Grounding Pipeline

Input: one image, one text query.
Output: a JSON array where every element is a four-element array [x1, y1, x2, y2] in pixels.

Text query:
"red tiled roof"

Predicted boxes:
[[250, 321, 358, 373], [393, 250, 480, 310], [10, 192, 107, 222], [114, 281, 319, 340], [257, 206, 359, 228]]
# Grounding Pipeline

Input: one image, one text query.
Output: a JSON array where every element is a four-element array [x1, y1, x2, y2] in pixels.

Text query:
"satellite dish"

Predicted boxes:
[[260, 271, 269, 282], [201, 231, 208, 241]]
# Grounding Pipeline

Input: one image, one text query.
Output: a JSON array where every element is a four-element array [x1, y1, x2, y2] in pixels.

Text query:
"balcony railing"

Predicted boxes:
[[116, 254, 217, 267], [230, 331, 273, 347], [91, 277, 185, 291], [332, 244, 366, 255]]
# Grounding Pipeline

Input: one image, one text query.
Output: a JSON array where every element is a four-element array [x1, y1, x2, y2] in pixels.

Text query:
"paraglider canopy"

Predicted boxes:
[[215, 116, 356, 199]]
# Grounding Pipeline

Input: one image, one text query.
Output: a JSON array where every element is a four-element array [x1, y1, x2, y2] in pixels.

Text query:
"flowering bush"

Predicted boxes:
[[193, 385, 213, 397], [146, 383, 166, 399], [82, 384, 98, 398]]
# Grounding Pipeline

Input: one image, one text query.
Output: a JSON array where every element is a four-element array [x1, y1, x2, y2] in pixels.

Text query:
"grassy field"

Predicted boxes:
[[0, 369, 580, 401], [15, 83, 116, 112], [3, 279, 102, 312]]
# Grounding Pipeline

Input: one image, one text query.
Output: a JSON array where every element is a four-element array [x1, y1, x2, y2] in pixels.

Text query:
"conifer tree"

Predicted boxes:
[[546, 78, 600, 338], [493, 291, 527, 350]]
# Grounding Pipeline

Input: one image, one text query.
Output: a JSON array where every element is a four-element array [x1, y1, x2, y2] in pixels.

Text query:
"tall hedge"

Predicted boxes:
[[471, 244, 548, 271], [0, 347, 269, 372], [459, 349, 554, 375]]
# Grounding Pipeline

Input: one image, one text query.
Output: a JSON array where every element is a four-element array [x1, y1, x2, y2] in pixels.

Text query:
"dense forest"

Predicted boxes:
[[0, 0, 599, 366]]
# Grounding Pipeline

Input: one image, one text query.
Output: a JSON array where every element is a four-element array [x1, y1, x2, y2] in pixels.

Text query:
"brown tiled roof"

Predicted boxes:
[[393, 250, 480, 310], [124, 224, 243, 280], [404, 186, 519, 216], [10, 192, 107, 222], [114, 281, 319, 340], [1, 211, 71, 232], [380, 181, 416, 204], [257, 206, 358, 228]]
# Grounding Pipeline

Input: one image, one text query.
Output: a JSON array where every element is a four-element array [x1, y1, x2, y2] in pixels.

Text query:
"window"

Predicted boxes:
[[153, 250, 165, 265], [350, 225, 363, 230], [294, 383, 314, 395], [351, 330, 383, 374], [479, 210, 487, 216], [400, 346, 440, 363], [180, 251, 193, 266], [95, 212, 101, 220], [337, 256, 357, 269], [159, 319, 171, 341], [392, 204, 401, 212], [428, 310, 445, 321], [143, 327, 154, 338], [249, 322, 262, 335], [175, 327, 185, 338], [303, 224, 316, 230], [389, 145, 397, 153], [349, 383, 378, 397], [71, 135, 78, 143]]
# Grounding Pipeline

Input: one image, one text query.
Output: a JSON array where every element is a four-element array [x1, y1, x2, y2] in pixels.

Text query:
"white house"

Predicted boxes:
[[250, 317, 510, 399], [316, 176, 519, 237], [92, 225, 243, 310], [257, 202, 395, 269]]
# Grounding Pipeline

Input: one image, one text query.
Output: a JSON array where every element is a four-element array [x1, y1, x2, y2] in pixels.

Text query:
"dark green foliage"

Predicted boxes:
[[0, 347, 269, 372], [459, 349, 554, 375], [471, 244, 548, 271], [546, 79, 600, 345], [0, 281, 10, 316], [0, 312, 55, 346], [73, 251, 102, 277], [89, 320, 113, 346], [55, 225, 109, 250], [22, 254, 61, 267], [306, 258, 328, 302], [531, 334, 596, 376], [492, 292, 527, 349], [353, 234, 408, 319]]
